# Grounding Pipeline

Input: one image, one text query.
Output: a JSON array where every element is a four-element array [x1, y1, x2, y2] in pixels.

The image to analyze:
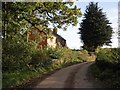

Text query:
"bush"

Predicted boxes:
[[96, 48, 120, 63], [92, 48, 120, 88], [48, 48, 63, 59], [110, 48, 120, 63], [30, 48, 52, 67], [2, 40, 33, 72]]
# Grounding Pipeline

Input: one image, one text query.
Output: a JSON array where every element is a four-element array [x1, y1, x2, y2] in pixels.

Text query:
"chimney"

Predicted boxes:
[[53, 28, 57, 34]]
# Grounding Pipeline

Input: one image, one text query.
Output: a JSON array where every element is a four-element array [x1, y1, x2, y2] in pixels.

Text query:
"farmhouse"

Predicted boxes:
[[28, 27, 67, 48]]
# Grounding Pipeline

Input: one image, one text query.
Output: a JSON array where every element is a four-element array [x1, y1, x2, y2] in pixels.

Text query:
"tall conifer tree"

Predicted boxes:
[[79, 2, 112, 52]]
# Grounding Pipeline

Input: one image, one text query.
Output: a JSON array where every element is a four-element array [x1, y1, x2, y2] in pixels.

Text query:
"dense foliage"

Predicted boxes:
[[78, 2, 112, 52], [3, 47, 93, 88], [91, 48, 120, 88], [3, 41, 32, 71]]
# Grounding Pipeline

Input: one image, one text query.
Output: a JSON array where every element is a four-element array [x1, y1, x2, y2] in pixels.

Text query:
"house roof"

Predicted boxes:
[[52, 32, 66, 41]]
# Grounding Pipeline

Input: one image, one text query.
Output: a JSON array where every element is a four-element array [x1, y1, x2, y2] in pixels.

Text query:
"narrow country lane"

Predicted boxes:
[[34, 61, 103, 89]]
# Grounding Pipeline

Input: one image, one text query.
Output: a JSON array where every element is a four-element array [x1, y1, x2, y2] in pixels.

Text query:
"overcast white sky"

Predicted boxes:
[[58, 1, 118, 49]]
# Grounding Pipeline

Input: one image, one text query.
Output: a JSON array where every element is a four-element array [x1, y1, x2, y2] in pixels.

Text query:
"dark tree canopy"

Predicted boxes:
[[78, 2, 112, 52]]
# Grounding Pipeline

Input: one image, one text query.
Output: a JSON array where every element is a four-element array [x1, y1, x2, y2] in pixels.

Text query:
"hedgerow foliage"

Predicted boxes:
[[3, 46, 91, 88], [2, 40, 33, 72], [92, 48, 120, 88]]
